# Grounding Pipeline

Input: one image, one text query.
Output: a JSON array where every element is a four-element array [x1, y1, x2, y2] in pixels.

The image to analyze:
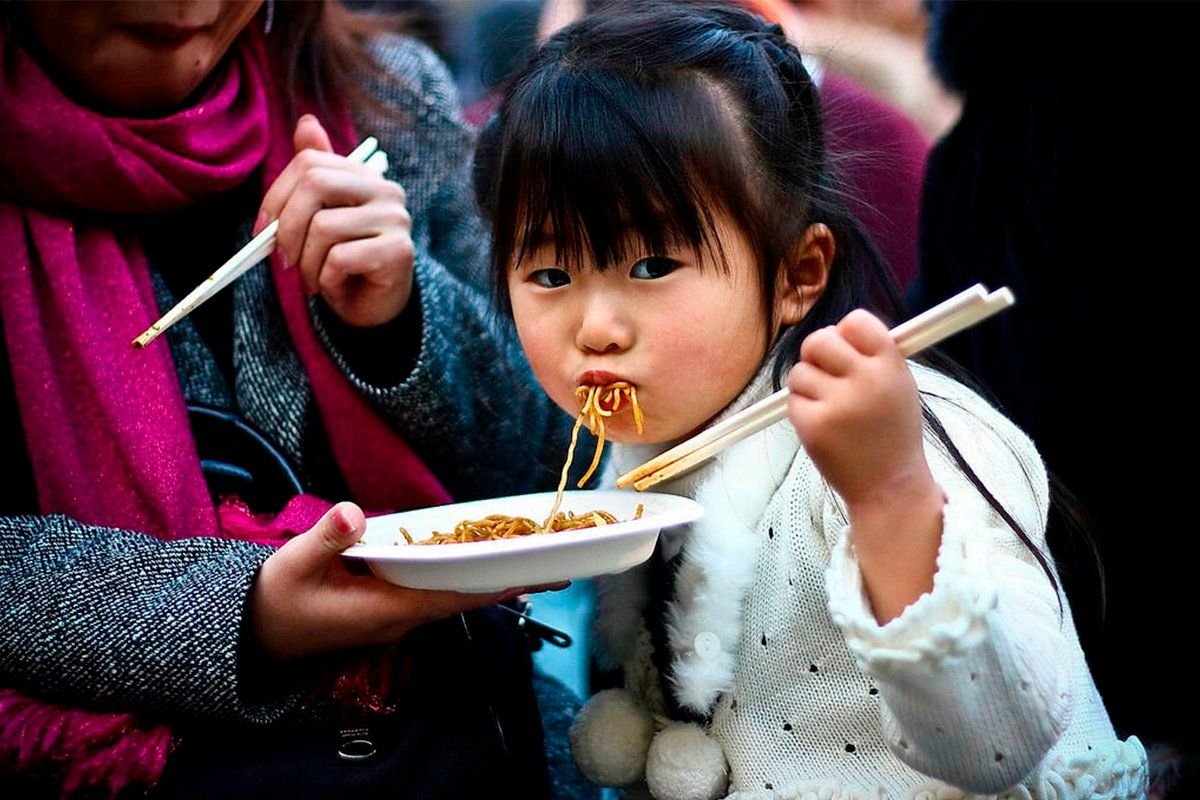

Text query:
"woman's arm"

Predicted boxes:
[[1, 505, 514, 720], [309, 35, 576, 501], [0, 514, 297, 724], [825, 375, 1070, 793]]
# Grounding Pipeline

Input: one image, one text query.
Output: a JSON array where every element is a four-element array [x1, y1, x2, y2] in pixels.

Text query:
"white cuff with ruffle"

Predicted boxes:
[[826, 492, 997, 677]]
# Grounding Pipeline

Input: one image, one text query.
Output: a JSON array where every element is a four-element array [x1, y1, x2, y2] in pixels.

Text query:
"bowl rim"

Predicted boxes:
[[342, 489, 703, 562]]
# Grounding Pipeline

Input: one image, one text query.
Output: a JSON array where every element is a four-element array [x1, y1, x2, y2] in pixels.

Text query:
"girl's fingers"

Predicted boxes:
[[836, 308, 893, 356], [786, 360, 835, 400], [799, 325, 859, 377]]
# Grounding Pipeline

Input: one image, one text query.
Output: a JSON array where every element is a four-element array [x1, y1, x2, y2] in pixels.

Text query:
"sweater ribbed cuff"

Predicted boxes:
[[825, 491, 995, 675]]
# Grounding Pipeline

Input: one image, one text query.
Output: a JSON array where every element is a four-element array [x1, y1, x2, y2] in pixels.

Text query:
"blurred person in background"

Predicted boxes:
[[912, 3, 1197, 796]]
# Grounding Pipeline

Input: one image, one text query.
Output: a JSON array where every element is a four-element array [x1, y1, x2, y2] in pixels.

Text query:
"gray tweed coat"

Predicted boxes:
[[0, 35, 576, 734]]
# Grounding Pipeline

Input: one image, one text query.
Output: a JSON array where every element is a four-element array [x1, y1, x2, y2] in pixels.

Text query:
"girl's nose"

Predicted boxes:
[[575, 293, 633, 354]]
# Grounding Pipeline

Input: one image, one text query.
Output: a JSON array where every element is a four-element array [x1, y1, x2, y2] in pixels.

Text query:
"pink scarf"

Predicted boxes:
[[0, 27, 450, 797]]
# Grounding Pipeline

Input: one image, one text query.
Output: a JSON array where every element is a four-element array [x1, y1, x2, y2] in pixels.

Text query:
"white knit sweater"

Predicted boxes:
[[586, 363, 1146, 800]]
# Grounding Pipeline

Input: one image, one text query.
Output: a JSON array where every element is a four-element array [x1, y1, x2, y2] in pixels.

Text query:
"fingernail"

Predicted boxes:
[[334, 507, 357, 536], [279, 250, 289, 270], [253, 210, 267, 234]]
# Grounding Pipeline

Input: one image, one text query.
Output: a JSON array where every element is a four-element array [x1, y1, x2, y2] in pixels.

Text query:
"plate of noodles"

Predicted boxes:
[[344, 489, 702, 592]]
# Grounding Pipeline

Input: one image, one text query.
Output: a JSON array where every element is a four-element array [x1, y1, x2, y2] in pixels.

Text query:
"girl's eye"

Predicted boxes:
[[529, 268, 571, 288], [630, 257, 679, 280]]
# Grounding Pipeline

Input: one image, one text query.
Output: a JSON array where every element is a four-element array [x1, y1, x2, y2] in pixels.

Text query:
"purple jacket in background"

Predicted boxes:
[[820, 71, 928, 293]]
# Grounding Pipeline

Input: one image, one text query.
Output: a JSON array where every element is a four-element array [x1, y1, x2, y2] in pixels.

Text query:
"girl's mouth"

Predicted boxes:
[[577, 369, 623, 387]]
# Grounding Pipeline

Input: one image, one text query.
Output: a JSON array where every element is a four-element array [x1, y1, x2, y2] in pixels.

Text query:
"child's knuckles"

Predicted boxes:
[[800, 327, 835, 360], [786, 361, 809, 388]]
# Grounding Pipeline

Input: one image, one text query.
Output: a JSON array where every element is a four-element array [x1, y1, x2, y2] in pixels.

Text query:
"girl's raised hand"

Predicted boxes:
[[257, 115, 415, 328], [250, 502, 516, 660], [786, 309, 936, 516]]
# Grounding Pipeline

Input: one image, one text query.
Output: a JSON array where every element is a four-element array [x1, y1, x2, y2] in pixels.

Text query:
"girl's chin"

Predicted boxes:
[[604, 431, 652, 445]]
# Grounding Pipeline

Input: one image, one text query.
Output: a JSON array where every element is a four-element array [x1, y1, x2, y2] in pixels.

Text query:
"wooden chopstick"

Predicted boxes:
[[618, 285, 1015, 491], [131, 136, 384, 349]]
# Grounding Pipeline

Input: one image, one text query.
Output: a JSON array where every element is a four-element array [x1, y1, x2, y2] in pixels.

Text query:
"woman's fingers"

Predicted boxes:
[[255, 116, 415, 327], [295, 190, 411, 294], [282, 501, 366, 577], [273, 164, 390, 273], [251, 502, 516, 659], [257, 114, 338, 231], [293, 113, 332, 155], [317, 235, 415, 328]]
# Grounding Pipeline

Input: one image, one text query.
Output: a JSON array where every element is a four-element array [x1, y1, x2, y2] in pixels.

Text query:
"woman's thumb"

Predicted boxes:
[[298, 502, 366, 569], [293, 113, 333, 155]]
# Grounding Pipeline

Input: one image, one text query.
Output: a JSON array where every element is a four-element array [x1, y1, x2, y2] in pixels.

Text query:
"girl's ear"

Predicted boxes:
[[774, 223, 834, 327]]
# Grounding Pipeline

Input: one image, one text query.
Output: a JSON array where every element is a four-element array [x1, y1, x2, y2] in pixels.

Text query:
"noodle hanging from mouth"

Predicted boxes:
[[404, 382, 645, 545], [541, 382, 643, 527]]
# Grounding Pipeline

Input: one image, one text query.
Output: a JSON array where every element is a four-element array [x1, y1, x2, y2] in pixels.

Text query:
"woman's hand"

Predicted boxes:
[[786, 309, 943, 622], [249, 502, 514, 660], [257, 115, 415, 328]]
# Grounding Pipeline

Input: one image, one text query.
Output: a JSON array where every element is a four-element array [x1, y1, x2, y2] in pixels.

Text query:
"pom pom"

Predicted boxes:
[[569, 688, 654, 786], [645, 722, 728, 800]]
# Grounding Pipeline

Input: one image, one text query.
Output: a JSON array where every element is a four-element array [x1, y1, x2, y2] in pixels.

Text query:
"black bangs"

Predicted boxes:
[[490, 60, 763, 296]]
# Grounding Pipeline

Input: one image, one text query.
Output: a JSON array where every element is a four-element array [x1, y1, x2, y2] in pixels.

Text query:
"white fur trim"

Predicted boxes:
[[600, 367, 801, 718], [646, 722, 729, 800], [665, 416, 800, 714]]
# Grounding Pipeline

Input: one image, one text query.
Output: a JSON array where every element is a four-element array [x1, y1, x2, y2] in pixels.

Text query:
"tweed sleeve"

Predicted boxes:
[[356, 33, 490, 289], [313, 250, 574, 502], [313, 35, 576, 501], [0, 515, 307, 726], [824, 371, 1071, 794]]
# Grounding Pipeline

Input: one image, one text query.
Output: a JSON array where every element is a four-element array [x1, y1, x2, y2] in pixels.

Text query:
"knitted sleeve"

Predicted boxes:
[[824, 372, 1070, 794], [312, 34, 574, 502], [0, 515, 307, 725]]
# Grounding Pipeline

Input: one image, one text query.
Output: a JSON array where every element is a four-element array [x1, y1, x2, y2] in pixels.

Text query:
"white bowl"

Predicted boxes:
[[343, 490, 702, 592]]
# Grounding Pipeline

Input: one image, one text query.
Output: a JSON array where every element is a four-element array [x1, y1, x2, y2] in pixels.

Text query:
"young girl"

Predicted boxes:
[[476, 4, 1146, 799]]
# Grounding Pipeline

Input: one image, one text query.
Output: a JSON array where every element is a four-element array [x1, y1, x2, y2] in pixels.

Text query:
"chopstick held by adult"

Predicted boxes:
[[256, 114, 416, 328]]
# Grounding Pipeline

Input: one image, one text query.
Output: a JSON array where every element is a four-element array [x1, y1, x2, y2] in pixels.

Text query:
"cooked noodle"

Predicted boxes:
[[408, 383, 645, 544]]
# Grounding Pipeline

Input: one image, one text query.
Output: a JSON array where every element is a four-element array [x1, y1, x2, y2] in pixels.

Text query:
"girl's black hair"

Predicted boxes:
[[476, 1, 1060, 597]]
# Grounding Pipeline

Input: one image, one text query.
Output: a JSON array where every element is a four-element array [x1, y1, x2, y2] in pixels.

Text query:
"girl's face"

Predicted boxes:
[[20, 1, 264, 115], [508, 213, 772, 445]]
